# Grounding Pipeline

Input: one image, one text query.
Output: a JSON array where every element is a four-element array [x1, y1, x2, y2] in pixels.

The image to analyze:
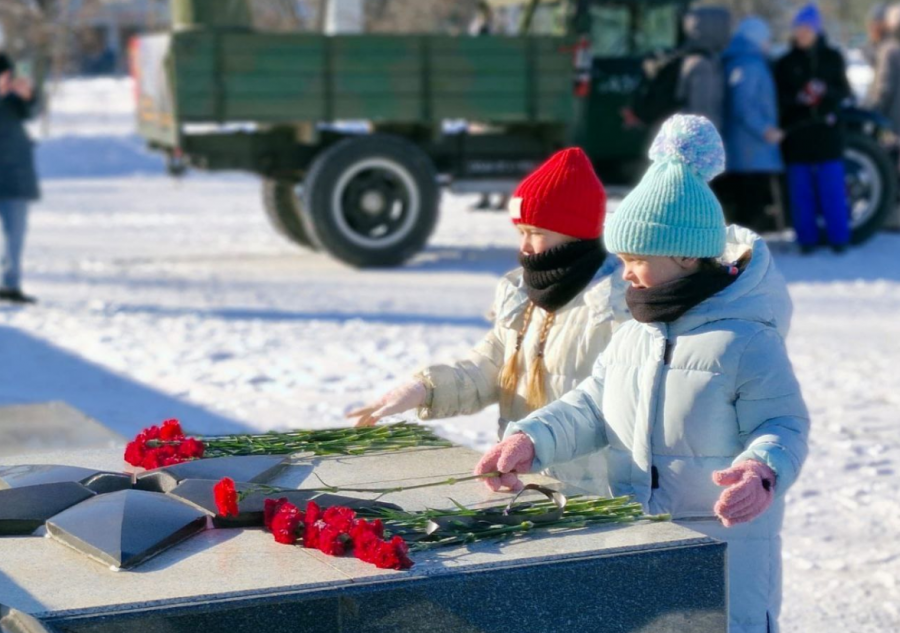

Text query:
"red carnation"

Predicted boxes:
[[160, 419, 185, 441], [305, 501, 321, 524], [350, 518, 384, 543], [352, 528, 381, 563], [374, 541, 398, 569], [140, 449, 161, 470], [161, 442, 189, 467], [156, 443, 177, 466], [272, 503, 304, 545], [213, 477, 240, 517], [303, 520, 323, 550], [264, 497, 291, 530], [124, 441, 145, 467], [142, 425, 160, 441], [374, 536, 413, 570], [179, 438, 205, 459], [317, 525, 348, 556], [322, 506, 356, 533]]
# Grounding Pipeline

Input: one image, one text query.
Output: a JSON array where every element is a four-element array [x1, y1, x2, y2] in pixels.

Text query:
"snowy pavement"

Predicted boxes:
[[1, 78, 899, 631]]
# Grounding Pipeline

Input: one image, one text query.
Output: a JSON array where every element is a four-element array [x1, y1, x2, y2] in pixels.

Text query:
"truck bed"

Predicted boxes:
[[135, 31, 575, 148]]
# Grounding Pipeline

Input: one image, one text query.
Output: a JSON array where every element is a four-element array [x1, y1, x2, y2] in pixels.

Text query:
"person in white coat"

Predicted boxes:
[[476, 116, 809, 633], [348, 147, 630, 494]]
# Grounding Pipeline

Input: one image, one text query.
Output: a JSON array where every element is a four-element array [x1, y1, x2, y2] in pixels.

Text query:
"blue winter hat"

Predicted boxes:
[[736, 16, 772, 50], [604, 115, 726, 258], [792, 3, 822, 33]]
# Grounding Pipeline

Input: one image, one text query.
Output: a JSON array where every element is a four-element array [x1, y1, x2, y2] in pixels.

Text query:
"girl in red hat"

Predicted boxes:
[[347, 148, 630, 494]]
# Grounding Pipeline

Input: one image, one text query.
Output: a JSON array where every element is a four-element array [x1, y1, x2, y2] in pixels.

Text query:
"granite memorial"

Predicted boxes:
[[0, 444, 727, 632]]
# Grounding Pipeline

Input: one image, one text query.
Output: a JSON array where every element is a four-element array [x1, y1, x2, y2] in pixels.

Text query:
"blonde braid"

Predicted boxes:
[[525, 310, 556, 411], [499, 302, 535, 409]]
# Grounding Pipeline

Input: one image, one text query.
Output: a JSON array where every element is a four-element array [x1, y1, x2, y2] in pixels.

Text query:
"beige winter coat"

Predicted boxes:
[[416, 258, 630, 494], [867, 20, 900, 133]]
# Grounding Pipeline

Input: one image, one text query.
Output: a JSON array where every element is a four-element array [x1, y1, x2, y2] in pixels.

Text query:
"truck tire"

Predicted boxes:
[[301, 135, 439, 268], [844, 132, 897, 244], [261, 179, 317, 250]]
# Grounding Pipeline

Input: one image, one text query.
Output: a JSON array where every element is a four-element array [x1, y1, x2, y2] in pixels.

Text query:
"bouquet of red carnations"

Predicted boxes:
[[211, 477, 669, 572], [213, 477, 413, 570], [124, 418, 451, 470]]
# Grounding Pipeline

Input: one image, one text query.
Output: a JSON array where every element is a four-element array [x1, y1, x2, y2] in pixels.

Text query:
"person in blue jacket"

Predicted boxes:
[[476, 115, 809, 633], [715, 16, 784, 230]]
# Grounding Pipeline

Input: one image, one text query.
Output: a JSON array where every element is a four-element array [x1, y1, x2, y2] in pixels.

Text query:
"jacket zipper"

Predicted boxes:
[[652, 338, 673, 492], [663, 340, 674, 365], [644, 330, 671, 500]]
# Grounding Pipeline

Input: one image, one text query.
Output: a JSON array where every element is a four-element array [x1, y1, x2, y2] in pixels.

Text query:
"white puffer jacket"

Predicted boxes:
[[507, 227, 810, 633], [417, 257, 631, 494]]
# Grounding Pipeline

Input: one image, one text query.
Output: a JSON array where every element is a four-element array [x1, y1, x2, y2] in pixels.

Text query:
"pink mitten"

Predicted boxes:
[[474, 433, 535, 492], [712, 460, 776, 527]]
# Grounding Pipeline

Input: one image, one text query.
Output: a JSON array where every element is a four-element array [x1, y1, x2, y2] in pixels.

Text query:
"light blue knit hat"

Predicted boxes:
[[604, 114, 727, 258]]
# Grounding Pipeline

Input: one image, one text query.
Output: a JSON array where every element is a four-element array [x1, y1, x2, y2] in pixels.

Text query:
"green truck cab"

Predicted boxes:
[[133, 0, 896, 267]]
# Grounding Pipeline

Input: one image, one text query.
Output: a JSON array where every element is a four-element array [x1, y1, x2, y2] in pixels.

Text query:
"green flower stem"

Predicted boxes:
[[151, 422, 454, 458], [307, 472, 502, 497], [354, 492, 671, 552], [229, 472, 504, 500]]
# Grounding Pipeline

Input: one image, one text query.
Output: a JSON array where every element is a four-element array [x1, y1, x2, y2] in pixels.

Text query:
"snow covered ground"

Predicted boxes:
[[2, 78, 899, 631]]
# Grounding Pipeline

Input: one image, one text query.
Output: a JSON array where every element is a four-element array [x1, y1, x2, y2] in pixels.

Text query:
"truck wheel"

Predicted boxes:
[[844, 132, 897, 244], [302, 135, 439, 268], [261, 179, 316, 250]]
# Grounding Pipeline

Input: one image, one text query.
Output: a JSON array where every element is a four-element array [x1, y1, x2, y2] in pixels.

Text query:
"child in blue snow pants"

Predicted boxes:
[[786, 160, 851, 249]]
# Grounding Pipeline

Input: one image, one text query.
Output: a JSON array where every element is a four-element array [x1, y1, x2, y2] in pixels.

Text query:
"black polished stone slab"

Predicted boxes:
[[135, 456, 289, 494], [80, 473, 133, 495], [46, 490, 207, 570], [0, 483, 95, 536], [0, 465, 105, 490], [167, 479, 403, 528], [0, 604, 59, 633], [38, 541, 727, 633]]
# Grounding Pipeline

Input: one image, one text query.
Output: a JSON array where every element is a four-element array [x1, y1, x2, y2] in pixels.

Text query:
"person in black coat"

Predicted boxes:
[[774, 4, 853, 253], [0, 51, 40, 302]]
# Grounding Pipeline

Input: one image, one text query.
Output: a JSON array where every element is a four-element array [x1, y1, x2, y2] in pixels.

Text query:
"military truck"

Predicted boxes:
[[133, 0, 897, 267]]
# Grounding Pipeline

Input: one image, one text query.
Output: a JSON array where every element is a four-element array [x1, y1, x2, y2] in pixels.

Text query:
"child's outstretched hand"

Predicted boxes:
[[474, 433, 535, 492], [347, 380, 427, 427], [712, 460, 776, 527]]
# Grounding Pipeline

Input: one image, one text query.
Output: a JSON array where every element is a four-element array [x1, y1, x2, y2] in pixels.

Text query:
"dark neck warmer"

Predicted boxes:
[[626, 265, 740, 324], [519, 239, 607, 313]]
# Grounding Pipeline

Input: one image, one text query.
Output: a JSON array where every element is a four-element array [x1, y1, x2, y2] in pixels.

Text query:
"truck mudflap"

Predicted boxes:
[[131, 33, 180, 149]]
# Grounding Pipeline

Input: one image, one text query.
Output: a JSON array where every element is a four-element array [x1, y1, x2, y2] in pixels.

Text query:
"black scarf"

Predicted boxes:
[[626, 266, 739, 324], [519, 239, 607, 313]]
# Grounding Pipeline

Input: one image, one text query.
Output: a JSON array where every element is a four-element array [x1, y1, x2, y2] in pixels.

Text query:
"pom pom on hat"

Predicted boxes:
[[603, 114, 726, 258], [649, 114, 725, 182]]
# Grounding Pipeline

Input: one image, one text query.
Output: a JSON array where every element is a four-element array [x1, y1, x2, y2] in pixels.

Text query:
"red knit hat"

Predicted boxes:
[[508, 147, 606, 240]]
